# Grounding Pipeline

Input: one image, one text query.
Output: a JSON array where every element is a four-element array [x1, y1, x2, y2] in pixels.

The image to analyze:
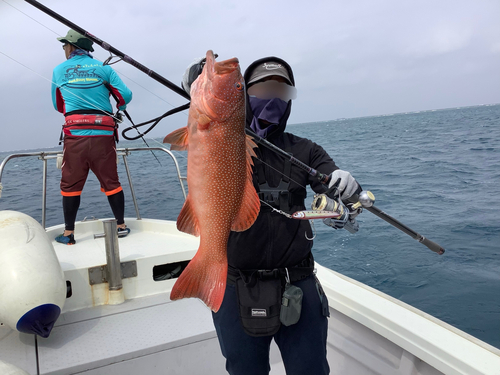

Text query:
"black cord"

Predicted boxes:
[[100, 53, 191, 141], [121, 102, 190, 140]]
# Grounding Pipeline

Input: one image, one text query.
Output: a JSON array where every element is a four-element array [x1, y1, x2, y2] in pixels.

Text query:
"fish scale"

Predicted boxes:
[[163, 50, 260, 312]]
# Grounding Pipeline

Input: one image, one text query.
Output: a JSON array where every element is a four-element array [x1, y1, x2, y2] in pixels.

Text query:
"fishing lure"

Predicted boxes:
[[291, 210, 342, 220]]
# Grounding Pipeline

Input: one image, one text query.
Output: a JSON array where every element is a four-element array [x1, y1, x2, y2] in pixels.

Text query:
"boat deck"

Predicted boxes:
[[0, 218, 287, 375], [1, 218, 499, 374], [1, 295, 220, 374], [49, 218, 200, 312]]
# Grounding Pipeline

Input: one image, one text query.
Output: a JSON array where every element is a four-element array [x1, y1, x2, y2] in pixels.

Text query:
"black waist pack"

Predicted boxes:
[[234, 270, 283, 337]]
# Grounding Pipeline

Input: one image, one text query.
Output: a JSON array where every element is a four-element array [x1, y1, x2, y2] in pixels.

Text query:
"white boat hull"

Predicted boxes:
[[0, 217, 499, 375]]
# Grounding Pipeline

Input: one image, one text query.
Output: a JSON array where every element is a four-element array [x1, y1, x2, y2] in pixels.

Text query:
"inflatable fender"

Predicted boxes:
[[0, 211, 66, 338]]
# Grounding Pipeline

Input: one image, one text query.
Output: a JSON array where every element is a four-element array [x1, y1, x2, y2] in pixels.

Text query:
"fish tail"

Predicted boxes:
[[170, 251, 227, 312]]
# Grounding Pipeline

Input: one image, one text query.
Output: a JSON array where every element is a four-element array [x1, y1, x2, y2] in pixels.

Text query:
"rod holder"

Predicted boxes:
[[94, 220, 124, 299]]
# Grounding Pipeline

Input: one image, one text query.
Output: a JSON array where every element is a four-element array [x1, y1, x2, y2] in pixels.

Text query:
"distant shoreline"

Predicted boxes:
[[289, 102, 500, 127], [2, 103, 499, 154]]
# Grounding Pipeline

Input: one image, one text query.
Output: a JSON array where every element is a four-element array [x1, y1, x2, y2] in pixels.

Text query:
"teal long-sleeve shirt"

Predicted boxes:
[[51, 54, 132, 116]]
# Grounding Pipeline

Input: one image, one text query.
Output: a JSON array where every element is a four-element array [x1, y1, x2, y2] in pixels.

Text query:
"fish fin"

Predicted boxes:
[[245, 134, 258, 163], [176, 196, 200, 236], [170, 251, 227, 312], [231, 137, 260, 231], [231, 178, 260, 232], [163, 127, 189, 151], [197, 113, 212, 130]]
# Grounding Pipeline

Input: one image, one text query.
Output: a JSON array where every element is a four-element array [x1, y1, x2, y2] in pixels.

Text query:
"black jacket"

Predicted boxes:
[[227, 131, 338, 270], [228, 56, 338, 270]]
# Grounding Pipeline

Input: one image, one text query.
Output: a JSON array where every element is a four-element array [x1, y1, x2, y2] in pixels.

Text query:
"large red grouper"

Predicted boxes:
[[163, 50, 260, 312]]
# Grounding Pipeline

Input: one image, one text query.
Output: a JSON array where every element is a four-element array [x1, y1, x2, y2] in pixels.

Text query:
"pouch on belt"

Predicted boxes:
[[235, 270, 282, 337]]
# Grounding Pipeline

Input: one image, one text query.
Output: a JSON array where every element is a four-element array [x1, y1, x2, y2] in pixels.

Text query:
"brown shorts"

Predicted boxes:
[[60, 136, 122, 196]]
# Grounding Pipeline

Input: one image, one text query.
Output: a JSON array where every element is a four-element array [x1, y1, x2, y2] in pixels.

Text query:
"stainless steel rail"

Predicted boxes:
[[0, 147, 187, 228], [94, 219, 123, 291]]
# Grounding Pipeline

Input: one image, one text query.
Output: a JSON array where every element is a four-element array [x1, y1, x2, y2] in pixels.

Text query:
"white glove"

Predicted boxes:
[[181, 57, 205, 96], [181, 54, 218, 96], [329, 169, 359, 200]]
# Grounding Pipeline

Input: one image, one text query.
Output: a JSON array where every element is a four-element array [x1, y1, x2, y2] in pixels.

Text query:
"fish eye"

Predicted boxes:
[[235, 82, 244, 91]]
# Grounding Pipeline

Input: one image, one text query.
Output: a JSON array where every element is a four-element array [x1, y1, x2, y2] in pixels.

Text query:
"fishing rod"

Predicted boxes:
[[24, 0, 191, 101], [349, 191, 445, 255], [24, 0, 184, 159], [245, 128, 331, 185], [104, 82, 162, 165], [245, 130, 443, 254], [246, 129, 445, 254], [24, 0, 444, 255], [21, 0, 328, 168]]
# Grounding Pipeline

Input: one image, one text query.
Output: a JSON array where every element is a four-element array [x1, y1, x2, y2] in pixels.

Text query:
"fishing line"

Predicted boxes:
[[2, 45, 308, 200], [0, 48, 166, 165], [2, 0, 59, 35], [120, 103, 190, 141], [146, 137, 188, 161], [255, 155, 311, 192], [3, 0, 304, 177], [3, 0, 188, 132], [257, 170, 318, 238], [259, 200, 292, 218], [0, 50, 121, 121], [1, 1, 177, 164]]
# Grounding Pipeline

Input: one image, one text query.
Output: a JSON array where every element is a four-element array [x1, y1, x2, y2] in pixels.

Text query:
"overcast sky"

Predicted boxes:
[[1, 0, 499, 152]]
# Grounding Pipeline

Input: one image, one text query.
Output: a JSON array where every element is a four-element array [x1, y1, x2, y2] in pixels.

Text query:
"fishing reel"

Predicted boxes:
[[114, 111, 124, 124], [311, 194, 358, 233], [311, 190, 375, 234]]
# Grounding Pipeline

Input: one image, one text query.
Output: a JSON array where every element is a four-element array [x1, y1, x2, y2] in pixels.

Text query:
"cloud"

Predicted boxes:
[[403, 25, 472, 58], [0, 0, 499, 151]]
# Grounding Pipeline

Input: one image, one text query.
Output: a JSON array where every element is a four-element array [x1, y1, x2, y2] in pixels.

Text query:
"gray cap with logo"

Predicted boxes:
[[247, 62, 293, 86]]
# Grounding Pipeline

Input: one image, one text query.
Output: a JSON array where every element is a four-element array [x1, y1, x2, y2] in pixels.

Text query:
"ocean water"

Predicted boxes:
[[0, 104, 499, 349]]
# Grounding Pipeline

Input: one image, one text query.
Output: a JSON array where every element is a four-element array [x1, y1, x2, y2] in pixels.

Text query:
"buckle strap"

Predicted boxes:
[[257, 269, 281, 280], [65, 109, 113, 117], [228, 255, 314, 284], [258, 191, 305, 210]]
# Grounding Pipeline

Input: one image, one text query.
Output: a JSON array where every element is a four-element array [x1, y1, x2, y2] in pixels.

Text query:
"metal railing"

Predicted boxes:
[[0, 147, 187, 229]]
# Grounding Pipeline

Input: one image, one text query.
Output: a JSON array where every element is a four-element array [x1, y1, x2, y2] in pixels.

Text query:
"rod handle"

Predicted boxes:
[[419, 236, 445, 255]]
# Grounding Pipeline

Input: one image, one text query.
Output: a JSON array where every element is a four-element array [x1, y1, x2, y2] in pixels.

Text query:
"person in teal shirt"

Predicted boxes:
[[52, 29, 132, 245]]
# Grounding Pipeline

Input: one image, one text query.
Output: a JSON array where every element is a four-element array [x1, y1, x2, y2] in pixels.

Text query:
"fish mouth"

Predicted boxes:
[[215, 57, 239, 74], [198, 51, 242, 121], [205, 50, 239, 78]]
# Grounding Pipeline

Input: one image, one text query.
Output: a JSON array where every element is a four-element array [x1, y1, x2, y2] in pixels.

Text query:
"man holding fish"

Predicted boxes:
[[165, 53, 360, 375]]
